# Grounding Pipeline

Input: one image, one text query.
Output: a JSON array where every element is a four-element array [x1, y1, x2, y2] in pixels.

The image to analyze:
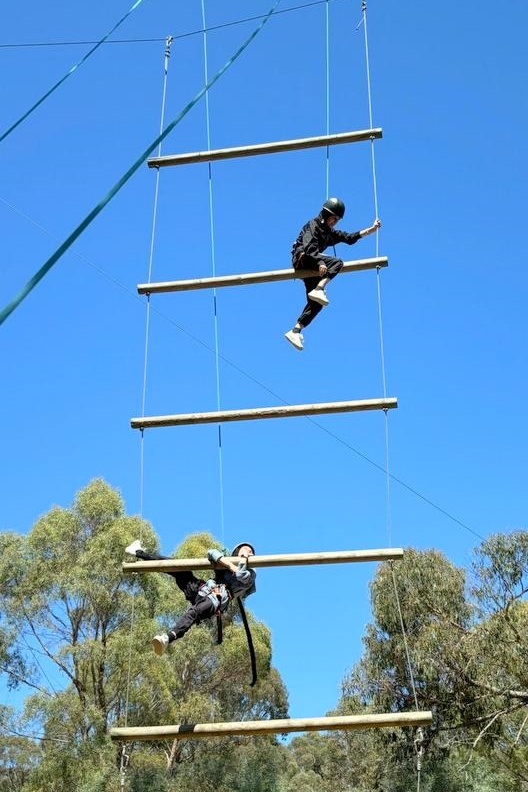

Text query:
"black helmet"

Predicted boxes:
[[231, 542, 255, 557], [322, 197, 345, 219]]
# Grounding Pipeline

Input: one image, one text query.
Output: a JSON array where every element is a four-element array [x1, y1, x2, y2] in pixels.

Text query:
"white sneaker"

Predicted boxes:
[[152, 633, 170, 656], [307, 288, 329, 306], [125, 539, 144, 556], [285, 330, 304, 351]]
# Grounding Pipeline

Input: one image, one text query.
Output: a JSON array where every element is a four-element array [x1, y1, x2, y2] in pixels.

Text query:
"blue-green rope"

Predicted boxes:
[[0, 0, 147, 144], [0, 0, 281, 327]]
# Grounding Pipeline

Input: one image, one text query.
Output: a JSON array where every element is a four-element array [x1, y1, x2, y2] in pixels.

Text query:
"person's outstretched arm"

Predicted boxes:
[[207, 548, 253, 584], [331, 218, 381, 245]]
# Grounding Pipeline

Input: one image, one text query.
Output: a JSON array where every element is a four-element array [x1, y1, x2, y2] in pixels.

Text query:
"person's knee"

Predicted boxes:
[[329, 258, 344, 275]]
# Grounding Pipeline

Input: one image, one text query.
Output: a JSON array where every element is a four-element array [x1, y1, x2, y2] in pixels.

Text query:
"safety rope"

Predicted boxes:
[[201, 0, 226, 547], [0, 0, 282, 327], [140, 35, 174, 520], [0, 0, 149, 144], [325, 0, 330, 197], [359, 0, 391, 542], [360, 3, 424, 787], [390, 559, 424, 788], [121, 37, 173, 792], [1, 0, 347, 51], [238, 598, 258, 687]]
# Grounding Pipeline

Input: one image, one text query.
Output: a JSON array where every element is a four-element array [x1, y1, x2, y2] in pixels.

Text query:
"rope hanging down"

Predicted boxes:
[[238, 598, 258, 687], [360, 0, 391, 552], [0, 0, 149, 144], [201, 0, 226, 547], [360, 0, 389, 502], [360, 3, 425, 788], [324, 0, 330, 197], [122, 38, 174, 792], [0, 0, 282, 328], [140, 34, 174, 520]]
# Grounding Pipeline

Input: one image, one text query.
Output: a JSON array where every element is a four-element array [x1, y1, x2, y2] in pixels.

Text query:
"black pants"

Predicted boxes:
[[296, 254, 343, 328], [137, 549, 217, 640]]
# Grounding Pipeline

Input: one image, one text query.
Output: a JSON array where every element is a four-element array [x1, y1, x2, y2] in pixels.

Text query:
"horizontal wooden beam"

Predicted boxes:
[[131, 397, 397, 430], [147, 128, 383, 168], [110, 711, 432, 742], [137, 256, 388, 295], [123, 548, 404, 573]]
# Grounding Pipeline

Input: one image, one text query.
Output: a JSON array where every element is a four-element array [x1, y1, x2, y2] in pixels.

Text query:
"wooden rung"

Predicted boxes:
[[123, 547, 404, 573], [110, 711, 432, 742], [137, 256, 388, 295], [147, 128, 383, 169], [131, 397, 397, 430]]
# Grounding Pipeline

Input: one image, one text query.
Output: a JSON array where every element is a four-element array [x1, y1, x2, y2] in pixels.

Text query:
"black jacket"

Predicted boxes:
[[214, 567, 256, 601], [291, 212, 361, 265]]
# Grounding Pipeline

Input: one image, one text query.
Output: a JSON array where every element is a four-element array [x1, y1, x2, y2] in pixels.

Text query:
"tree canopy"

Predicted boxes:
[[1, 479, 527, 791]]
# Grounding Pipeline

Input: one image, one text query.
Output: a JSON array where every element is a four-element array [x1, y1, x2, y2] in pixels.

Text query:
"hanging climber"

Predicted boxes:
[[285, 197, 381, 351], [124, 539, 256, 655]]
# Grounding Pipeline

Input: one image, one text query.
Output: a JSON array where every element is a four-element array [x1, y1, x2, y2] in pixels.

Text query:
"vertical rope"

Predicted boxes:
[[360, 0, 390, 547], [121, 42, 174, 781], [325, 0, 330, 197], [361, 5, 423, 786], [361, 0, 379, 228], [390, 560, 423, 790], [201, 0, 226, 546], [389, 563, 420, 712], [140, 35, 174, 517]]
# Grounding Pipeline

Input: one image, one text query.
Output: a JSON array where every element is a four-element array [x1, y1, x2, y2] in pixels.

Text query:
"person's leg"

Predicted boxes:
[[318, 255, 343, 284], [307, 256, 343, 304], [152, 597, 217, 654], [151, 588, 218, 654], [168, 597, 217, 641], [134, 548, 203, 599], [297, 276, 324, 327], [285, 275, 323, 349]]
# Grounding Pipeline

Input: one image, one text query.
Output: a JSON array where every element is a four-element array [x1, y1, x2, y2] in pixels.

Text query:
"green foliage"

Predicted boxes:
[[0, 707, 41, 792], [2, 482, 527, 791], [0, 479, 288, 791]]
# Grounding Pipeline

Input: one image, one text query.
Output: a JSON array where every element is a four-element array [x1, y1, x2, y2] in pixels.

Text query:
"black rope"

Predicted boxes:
[[238, 598, 257, 687], [216, 609, 223, 645], [0, 0, 345, 50]]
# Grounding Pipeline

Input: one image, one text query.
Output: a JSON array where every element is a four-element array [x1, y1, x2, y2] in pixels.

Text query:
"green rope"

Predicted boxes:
[[0, 0, 148, 144], [0, 0, 282, 327]]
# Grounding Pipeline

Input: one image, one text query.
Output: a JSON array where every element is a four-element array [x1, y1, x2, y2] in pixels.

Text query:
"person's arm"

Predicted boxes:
[[207, 548, 253, 584], [330, 228, 361, 245], [358, 218, 382, 238], [331, 218, 381, 245]]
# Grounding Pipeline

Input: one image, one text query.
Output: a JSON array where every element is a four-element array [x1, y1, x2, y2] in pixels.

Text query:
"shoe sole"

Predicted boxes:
[[308, 293, 329, 307], [152, 639, 166, 656]]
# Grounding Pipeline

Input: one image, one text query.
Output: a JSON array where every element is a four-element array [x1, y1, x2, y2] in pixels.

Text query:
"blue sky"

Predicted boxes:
[[1, 0, 527, 723]]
